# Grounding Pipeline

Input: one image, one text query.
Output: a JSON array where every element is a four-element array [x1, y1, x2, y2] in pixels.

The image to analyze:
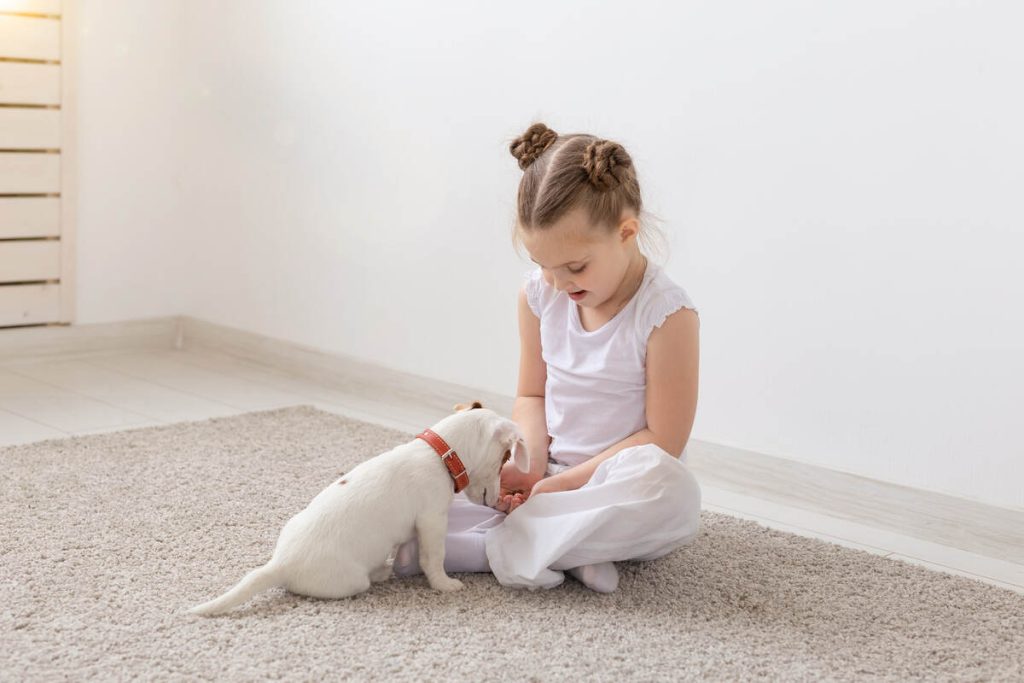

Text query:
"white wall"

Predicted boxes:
[[74, 1, 1024, 509], [76, 1, 189, 320]]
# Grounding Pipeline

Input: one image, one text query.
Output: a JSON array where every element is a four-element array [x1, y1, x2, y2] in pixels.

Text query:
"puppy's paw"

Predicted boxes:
[[427, 575, 464, 592]]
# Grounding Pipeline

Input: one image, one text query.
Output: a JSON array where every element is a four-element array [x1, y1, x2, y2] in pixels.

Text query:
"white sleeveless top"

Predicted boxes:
[[523, 259, 698, 467]]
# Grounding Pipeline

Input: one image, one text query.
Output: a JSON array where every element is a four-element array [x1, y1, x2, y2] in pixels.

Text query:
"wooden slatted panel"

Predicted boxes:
[[0, 0, 61, 15], [0, 62, 59, 104], [0, 152, 59, 193], [0, 197, 59, 238], [0, 240, 60, 282], [0, 282, 60, 326], [56, 0, 72, 324], [0, 14, 59, 60], [0, 2, 67, 328], [0, 108, 59, 148]]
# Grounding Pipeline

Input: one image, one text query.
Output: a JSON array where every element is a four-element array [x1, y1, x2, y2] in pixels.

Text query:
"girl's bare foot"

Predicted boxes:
[[568, 562, 619, 593]]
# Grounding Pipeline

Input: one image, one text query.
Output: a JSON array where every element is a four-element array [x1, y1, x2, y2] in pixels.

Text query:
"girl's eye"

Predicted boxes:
[[568, 265, 586, 275]]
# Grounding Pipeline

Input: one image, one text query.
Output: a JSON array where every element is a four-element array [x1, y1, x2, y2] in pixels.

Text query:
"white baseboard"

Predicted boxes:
[[687, 440, 1024, 565], [177, 315, 516, 419], [0, 316, 178, 360], [2, 315, 1022, 566]]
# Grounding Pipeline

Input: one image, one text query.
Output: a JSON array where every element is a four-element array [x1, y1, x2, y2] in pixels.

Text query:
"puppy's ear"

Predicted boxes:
[[510, 435, 530, 473], [500, 421, 531, 473], [453, 401, 485, 412]]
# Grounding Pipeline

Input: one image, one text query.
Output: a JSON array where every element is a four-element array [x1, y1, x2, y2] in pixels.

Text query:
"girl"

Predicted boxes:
[[392, 122, 702, 592]]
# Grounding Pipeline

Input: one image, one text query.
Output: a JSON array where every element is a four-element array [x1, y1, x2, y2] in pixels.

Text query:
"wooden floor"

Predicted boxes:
[[1, 344, 1022, 595]]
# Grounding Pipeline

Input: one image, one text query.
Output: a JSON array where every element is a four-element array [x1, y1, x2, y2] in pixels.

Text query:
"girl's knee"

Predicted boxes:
[[608, 442, 689, 470], [602, 444, 700, 487]]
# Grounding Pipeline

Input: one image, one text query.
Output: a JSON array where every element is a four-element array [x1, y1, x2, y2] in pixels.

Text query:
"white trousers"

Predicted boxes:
[[444, 443, 702, 590]]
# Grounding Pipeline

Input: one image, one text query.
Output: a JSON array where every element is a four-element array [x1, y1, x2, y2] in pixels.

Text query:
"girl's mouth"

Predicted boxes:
[[568, 290, 587, 301]]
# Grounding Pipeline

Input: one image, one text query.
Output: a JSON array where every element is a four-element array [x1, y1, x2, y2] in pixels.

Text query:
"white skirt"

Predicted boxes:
[[445, 443, 702, 590]]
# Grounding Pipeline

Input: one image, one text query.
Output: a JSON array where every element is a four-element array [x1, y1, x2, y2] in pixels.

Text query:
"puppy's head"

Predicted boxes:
[[443, 403, 529, 507]]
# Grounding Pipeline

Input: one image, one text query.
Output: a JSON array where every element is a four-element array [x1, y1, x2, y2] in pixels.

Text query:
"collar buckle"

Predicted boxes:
[[417, 429, 470, 493]]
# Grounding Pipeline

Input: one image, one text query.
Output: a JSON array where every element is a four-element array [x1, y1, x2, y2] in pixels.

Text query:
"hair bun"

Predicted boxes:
[[510, 123, 559, 170], [582, 139, 632, 191]]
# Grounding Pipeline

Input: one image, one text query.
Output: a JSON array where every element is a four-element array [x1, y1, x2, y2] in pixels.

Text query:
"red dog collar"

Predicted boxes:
[[416, 429, 469, 493]]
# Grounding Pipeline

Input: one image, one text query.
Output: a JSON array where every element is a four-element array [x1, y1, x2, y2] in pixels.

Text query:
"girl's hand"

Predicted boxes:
[[494, 461, 543, 514], [495, 491, 527, 514]]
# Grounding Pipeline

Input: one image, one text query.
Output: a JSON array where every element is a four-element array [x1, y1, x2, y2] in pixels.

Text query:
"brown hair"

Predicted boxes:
[[508, 122, 667, 260]]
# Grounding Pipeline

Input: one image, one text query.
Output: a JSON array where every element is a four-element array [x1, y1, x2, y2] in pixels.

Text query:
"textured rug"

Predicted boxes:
[[2, 405, 1022, 681]]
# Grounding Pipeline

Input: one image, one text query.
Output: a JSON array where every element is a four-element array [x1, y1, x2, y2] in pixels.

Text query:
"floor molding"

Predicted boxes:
[[0, 317, 178, 360], [3, 315, 1021, 566], [687, 441, 1024, 565], [178, 316, 516, 418]]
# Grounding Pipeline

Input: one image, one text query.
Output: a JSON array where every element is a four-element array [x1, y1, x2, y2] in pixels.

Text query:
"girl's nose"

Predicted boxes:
[[544, 272, 573, 293]]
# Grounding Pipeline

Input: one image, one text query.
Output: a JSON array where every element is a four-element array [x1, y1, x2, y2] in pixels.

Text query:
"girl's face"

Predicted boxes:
[[520, 206, 641, 310]]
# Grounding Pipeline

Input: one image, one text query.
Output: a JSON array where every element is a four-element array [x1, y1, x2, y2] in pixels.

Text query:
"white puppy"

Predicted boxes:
[[189, 402, 528, 616]]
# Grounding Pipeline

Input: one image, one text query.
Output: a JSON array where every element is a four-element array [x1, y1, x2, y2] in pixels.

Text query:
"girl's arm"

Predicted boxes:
[[512, 285, 552, 478], [512, 396, 550, 477], [496, 286, 552, 513], [548, 307, 700, 491]]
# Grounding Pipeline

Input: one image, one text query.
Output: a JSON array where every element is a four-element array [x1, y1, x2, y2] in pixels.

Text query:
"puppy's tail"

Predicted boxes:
[[188, 563, 284, 617]]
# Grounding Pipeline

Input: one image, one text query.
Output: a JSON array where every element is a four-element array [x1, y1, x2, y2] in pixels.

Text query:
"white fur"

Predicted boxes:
[[188, 407, 528, 616]]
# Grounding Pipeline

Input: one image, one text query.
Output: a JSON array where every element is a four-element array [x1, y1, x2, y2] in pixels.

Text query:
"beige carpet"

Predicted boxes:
[[2, 405, 1022, 681]]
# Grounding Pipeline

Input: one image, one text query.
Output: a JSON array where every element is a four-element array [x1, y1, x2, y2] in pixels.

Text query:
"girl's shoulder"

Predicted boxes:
[[632, 262, 699, 343], [522, 266, 547, 317]]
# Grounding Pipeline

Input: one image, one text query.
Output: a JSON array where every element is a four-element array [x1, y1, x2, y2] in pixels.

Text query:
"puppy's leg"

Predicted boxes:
[[416, 513, 463, 592], [369, 562, 393, 583]]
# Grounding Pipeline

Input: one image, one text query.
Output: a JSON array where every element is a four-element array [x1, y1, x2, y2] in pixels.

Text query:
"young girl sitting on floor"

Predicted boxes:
[[393, 122, 702, 592]]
